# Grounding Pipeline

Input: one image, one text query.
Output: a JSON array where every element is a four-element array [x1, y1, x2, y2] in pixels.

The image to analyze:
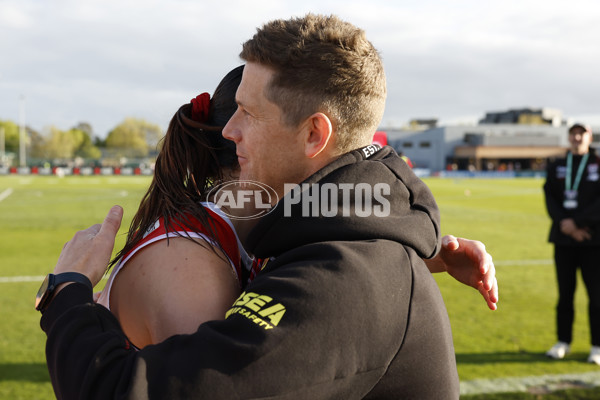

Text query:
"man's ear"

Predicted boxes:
[[304, 112, 333, 158]]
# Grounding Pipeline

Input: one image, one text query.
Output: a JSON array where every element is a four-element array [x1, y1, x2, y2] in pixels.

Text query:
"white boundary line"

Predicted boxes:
[[0, 275, 45, 283], [461, 371, 600, 395], [0, 187, 13, 202], [0, 263, 554, 284], [0, 261, 556, 284], [494, 259, 553, 266], [3, 273, 597, 395], [0, 275, 108, 283]]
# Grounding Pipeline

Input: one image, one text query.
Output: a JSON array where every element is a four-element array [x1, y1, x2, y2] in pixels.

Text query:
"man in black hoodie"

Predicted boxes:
[[39, 14, 496, 399]]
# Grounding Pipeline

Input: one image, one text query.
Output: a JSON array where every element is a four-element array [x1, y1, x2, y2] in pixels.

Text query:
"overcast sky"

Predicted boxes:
[[1, 0, 599, 138]]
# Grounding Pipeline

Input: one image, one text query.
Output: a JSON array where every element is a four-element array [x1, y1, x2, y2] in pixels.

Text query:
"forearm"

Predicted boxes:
[[41, 283, 137, 400], [423, 255, 446, 273], [544, 194, 567, 223], [40, 245, 418, 399], [543, 176, 567, 222]]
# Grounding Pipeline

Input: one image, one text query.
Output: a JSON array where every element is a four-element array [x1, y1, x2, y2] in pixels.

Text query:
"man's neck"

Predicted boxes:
[[571, 147, 589, 156]]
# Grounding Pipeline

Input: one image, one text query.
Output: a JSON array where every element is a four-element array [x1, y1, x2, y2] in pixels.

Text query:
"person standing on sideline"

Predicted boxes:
[[544, 123, 600, 365]]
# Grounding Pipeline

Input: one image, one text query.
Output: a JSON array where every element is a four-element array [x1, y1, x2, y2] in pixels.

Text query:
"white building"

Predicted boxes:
[[379, 109, 598, 173]]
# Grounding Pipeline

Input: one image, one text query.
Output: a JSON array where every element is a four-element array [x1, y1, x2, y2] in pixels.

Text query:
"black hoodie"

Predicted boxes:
[[41, 145, 459, 399]]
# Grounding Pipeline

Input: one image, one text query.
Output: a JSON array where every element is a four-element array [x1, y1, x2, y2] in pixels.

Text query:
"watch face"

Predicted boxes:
[[35, 275, 51, 310]]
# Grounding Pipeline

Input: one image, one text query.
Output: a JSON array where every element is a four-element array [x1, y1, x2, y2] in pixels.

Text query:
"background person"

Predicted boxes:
[[544, 123, 600, 365]]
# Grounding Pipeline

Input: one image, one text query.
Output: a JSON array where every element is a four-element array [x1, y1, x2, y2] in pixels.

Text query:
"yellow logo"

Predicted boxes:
[[225, 291, 286, 330]]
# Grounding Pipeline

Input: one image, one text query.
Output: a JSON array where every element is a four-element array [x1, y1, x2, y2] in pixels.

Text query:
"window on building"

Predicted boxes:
[[419, 141, 431, 148], [464, 133, 483, 145], [403, 142, 413, 148]]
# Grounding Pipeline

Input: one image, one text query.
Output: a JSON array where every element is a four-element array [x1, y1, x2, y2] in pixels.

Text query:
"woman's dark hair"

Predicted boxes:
[[109, 65, 244, 269]]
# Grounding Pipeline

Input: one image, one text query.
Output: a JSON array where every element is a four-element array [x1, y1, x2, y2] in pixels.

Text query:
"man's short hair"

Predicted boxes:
[[240, 13, 387, 153]]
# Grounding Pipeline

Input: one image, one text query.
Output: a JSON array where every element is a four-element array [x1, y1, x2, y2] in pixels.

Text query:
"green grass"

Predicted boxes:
[[465, 388, 600, 400], [424, 177, 600, 398], [0, 175, 599, 399], [0, 175, 149, 400]]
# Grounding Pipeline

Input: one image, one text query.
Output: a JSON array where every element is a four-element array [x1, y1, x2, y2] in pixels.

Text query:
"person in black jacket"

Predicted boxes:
[[544, 122, 600, 365], [38, 14, 498, 399]]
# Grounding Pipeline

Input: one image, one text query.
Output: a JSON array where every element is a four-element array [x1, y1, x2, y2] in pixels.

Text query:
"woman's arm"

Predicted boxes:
[[110, 236, 240, 348]]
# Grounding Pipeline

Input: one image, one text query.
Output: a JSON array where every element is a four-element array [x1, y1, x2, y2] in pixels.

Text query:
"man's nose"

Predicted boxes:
[[223, 112, 240, 142]]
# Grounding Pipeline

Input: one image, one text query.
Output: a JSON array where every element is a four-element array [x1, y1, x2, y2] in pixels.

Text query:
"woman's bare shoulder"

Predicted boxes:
[[110, 237, 240, 348]]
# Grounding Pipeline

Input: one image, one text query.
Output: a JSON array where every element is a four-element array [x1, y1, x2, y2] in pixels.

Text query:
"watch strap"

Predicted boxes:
[[35, 272, 93, 312], [53, 272, 93, 289]]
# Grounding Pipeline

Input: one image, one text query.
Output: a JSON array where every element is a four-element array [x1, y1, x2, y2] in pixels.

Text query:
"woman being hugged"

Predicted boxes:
[[96, 66, 250, 349]]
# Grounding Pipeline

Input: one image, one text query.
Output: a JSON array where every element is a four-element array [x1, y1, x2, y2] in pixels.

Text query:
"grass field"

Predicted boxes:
[[0, 175, 599, 399], [427, 177, 600, 398], [0, 175, 149, 400]]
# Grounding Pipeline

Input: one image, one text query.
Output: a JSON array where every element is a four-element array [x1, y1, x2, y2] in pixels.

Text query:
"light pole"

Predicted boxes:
[[0, 127, 5, 166], [19, 95, 26, 167]]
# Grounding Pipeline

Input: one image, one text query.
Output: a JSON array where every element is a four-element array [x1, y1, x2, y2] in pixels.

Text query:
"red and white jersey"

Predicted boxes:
[[97, 202, 251, 311]]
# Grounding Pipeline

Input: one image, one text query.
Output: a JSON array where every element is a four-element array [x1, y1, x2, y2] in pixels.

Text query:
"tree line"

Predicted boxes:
[[0, 118, 163, 166]]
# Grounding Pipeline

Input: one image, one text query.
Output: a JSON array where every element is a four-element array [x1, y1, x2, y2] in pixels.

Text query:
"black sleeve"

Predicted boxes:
[[41, 241, 449, 399], [41, 283, 139, 400], [572, 162, 600, 227], [543, 159, 566, 223]]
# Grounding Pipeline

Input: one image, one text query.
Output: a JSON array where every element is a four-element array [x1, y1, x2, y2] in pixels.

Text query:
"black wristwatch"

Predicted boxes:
[[35, 272, 93, 312]]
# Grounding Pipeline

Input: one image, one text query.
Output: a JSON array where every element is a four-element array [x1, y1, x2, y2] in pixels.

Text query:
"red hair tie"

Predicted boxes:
[[191, 92, 210, 122]]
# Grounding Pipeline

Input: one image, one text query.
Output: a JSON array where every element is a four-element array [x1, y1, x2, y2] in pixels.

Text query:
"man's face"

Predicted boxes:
[[223, 62, 309, 199], [568, 126, 592, 155]]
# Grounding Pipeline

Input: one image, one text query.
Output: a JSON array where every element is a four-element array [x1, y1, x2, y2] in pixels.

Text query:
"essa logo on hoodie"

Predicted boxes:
[[225, 290, 287, 330]]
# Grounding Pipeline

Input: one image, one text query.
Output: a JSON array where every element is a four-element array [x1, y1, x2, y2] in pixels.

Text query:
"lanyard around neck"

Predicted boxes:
[[566, 151, 589, 192]]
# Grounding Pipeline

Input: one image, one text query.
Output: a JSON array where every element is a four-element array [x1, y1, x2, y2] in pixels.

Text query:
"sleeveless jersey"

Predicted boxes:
[[97, 202, 251, 311]]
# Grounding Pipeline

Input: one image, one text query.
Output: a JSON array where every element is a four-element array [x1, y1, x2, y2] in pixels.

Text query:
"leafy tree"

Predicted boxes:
[[71, 128, 102, 159], [0, 120, 21, 153], [30, 126, 101, 161], [74, 122, 93, 137], [72, 122, 102, 158], [29, 129, 47, 160], [0, 120, 41, 165], [43, 127, 78, 159], [94, 136, 107, 148], [105, 118, 163, 158]]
